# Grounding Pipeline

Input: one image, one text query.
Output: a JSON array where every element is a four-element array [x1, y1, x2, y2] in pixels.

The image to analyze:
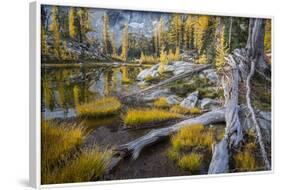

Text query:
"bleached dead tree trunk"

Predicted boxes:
[[209, 18, 271, 174]]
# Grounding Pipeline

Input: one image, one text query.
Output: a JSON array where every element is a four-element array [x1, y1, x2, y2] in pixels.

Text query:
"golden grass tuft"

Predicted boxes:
[[167, 124, 217, 173], [154, 97, 170, 108], [76, 97, 121, 118], [124, 108, 181, 127], [233, 142, 260, 172], [41, 121, 112, 184], [170, 105, 201, 115], [41, 121, 84, 172], [178, 153, 203, 172], [171, 124, 214, 151], [43, 147, 112, 184]]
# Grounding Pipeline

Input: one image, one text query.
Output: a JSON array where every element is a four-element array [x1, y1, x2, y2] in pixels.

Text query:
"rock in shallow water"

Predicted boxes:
[[136, 64, 159, 81]]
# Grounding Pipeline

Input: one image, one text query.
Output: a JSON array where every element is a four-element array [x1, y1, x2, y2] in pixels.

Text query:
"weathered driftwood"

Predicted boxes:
[[246, 60, 271, 170], [208, 18, 271, 173], [108, 108, 225, 172], [124, 64, 211, 98], [208, 54, 243, 174]]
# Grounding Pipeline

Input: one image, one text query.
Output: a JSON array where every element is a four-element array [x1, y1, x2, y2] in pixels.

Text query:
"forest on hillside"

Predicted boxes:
[[41, 5, 271, 65], [41, 5, 272, 185]]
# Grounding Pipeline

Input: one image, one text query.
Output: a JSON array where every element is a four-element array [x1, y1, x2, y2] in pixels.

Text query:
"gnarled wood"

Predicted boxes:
[[108, 108, 225, 172], [208, 54, 243, 174], [246, 60, 271, 170]]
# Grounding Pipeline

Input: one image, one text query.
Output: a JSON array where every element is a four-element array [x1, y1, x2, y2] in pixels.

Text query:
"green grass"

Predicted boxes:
[[123, 108, 181, 127], [154, 97, 170, 108], [77, 97, 121, 118]]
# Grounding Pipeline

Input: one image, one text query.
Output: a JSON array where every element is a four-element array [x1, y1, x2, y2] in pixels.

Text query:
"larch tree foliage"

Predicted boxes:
[[77, 8, 93, 43], [121, 23, 129, 61], [168, 14, 183, 49], [41, 26, 48, 56], [50, 6, 61, 59], [102, 12, 111, 55], [264, 19, 271, 53], [184, 15, 194, 49], [111, 31, 117, 57], [69, 7, 77, 39], [153, 16, 166, 55], [194, 15, 209, 64], [215, 17, 228, 68], [158, 46, 168, 74]]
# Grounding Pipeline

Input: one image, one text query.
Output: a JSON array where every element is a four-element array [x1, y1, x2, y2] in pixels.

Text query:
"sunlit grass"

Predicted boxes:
[[41, 121, 112, 184], [41, 121, 84, 173], [233, 142, 260, 172], [178, 153, 203, 172], [171, 124, 213, 151], [170, 105, 201, 115], [77, 97, 121, 118], [167, 124, 216, 173], [44, 147, 112, 184], [154, 97, 170, 108], [123, 108, 181, 127]]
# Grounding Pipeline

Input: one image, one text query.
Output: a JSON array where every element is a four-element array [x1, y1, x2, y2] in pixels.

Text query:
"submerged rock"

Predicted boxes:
[[200, 98, 221, 110], [180, 91, 199, 108]]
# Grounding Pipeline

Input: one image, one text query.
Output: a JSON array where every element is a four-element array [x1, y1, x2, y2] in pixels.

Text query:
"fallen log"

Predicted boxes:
[[107, 108, 225, 172], [123, 64, 211, 98]]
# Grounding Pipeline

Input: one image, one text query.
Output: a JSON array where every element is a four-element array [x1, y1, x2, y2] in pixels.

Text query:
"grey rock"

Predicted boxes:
[[180, 91, 199, 108], [143, 89, 170, 101], [166, 95, 182, 105], [200, 98, 221, 110], [202, 69, 219, 84], [136, 64, 159, 81]]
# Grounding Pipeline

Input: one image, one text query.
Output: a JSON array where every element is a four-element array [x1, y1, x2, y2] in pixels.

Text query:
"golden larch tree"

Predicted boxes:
[[69, 7, 77, 39], [215, 17, 228, 68], [121, 23, 129, 61], [50, 6, 61, 59]]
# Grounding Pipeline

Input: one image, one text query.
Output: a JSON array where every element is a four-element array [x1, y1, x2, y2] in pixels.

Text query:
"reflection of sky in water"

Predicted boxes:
[[41, 66, 142, 120]]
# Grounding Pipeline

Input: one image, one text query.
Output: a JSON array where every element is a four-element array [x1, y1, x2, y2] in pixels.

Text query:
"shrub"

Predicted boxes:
[[139, 52, 158, 64], [44, 147, 112, 184], [124, 108, 181, 127], [178, 153, 203, 172], [77, 97, 121, 118], [154, 97, 170, 108]]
